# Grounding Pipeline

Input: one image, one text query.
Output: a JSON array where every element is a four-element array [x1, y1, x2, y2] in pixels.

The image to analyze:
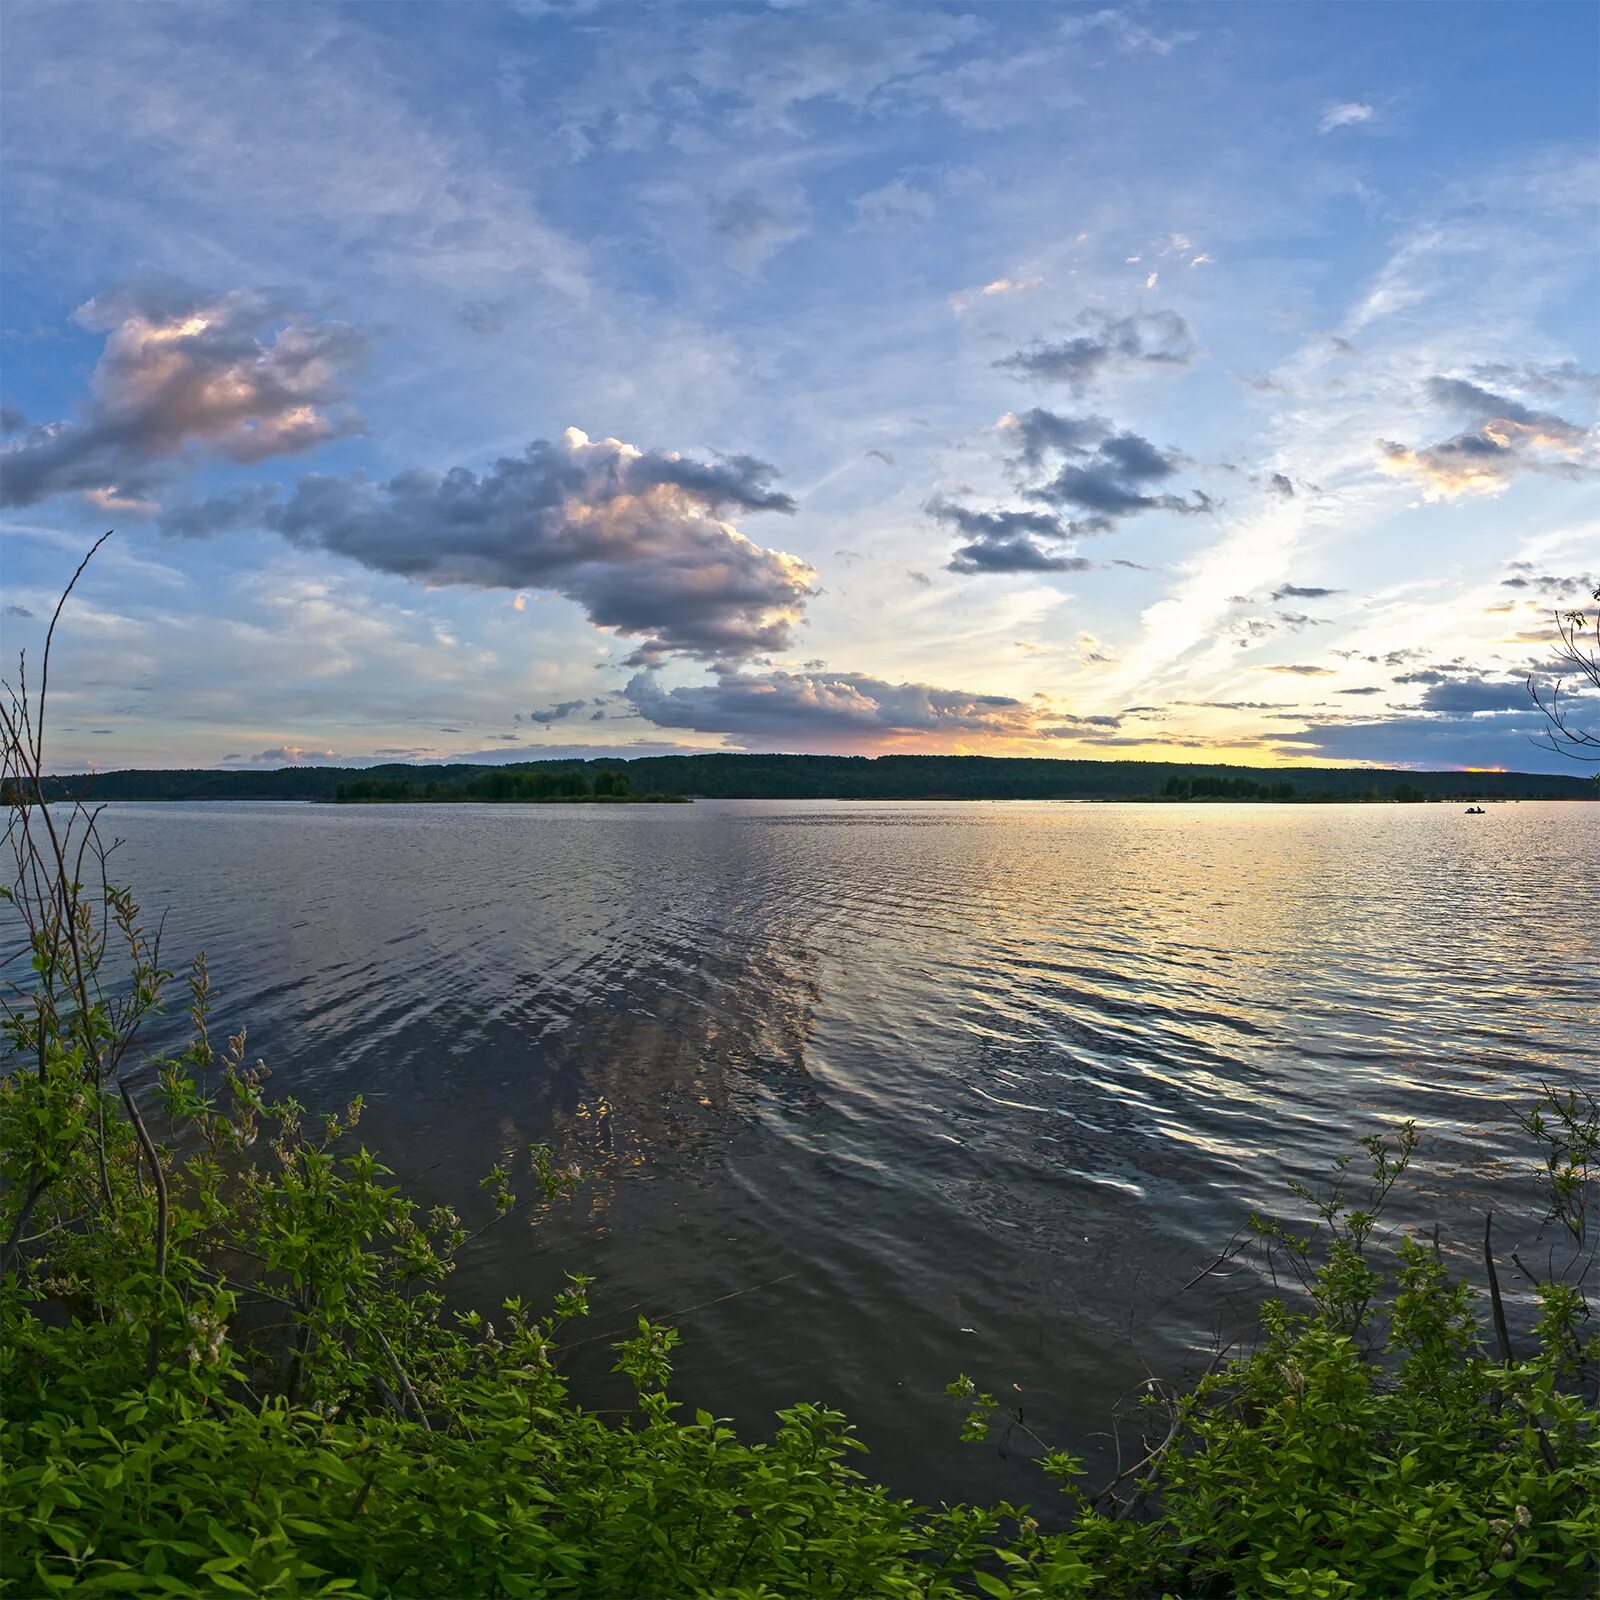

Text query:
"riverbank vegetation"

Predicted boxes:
[[21, 752, 1597, 806], [333, 768, 685, 804]]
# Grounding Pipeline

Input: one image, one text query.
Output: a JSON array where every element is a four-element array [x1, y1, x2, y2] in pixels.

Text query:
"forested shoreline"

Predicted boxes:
[[25, 752, 1596, 805]]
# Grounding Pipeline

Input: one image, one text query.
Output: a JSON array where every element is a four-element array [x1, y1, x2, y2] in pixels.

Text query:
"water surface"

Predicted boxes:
[[81, 799, 1600, 1505]]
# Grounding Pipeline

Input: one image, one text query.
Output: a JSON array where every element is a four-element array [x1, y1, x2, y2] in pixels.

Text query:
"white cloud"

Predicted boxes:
[[1319, 101, 1374, 133]]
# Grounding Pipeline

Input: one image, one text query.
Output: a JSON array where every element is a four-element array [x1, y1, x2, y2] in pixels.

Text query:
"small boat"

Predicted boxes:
[[1465, 805, 1486, 814]]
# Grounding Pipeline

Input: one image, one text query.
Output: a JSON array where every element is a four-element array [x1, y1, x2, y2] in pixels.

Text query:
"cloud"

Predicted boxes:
[[927, 499, 1091, 574], [0, 286, 364, 508], [950, 275, 1043, 312], [1378, 375, 1592, 498], [529, 698, 586, 724], [1469, 359, 1598, 396], [157, 483, 284, 540], [851, 177, 936, 231], [269, 427, 813, 663], [624, 664, 1056, 750], [1264, 664, 1335, 676], [1028, 430, 1210, 522], [3, 604, 36, 619], [681, 5, 980, 126], [996, 309, 1195, 394], [1000, 407, 1111, 470], [709, 185, 811, 274], [1271, 583, 1341, 600], [223, 745, 343, 765], [1318, 101, 1373, 133], [1498, 567, 1597, 598], [937, 407, 1210, 574], [1267, 472, 1295, 498], [1276, 706, 1587, 770], [1413, 674, 1551, 715], [0, 407, 25, 435]]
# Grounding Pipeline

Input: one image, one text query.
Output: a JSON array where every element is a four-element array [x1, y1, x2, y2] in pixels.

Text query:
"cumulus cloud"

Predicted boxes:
[[936, 406, 1210, 574], [928, 500, 1092, 573], [0, 286, 364, 509], [996, 309, 1195, 394], [1378, 374, 1593, 498], [269, 427, 813, 663], [624, 665, 1055, 750], [1028, 429, 1210, 523], [1000, 407, 1111, 470], [1318, 101, 1373, 133], [157, 483, 284, 539]]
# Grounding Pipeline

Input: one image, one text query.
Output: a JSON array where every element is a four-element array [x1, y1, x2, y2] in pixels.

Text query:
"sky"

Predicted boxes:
[[1, 0, 1596, 774]]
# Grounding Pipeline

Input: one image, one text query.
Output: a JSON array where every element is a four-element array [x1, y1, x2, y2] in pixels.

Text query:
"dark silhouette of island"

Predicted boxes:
[[25, 754, 1596, 805]]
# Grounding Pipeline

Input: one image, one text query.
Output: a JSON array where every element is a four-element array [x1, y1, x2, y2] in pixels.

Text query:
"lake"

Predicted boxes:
[[76, 798, 1600, 1507]]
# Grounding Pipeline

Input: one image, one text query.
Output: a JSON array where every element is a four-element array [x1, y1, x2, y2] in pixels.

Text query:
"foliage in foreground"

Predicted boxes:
[[1, 668, 1597, 1595]]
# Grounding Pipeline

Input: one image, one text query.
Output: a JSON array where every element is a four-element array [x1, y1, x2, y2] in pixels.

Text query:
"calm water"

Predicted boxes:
[[72, 801, 1600, 1504]]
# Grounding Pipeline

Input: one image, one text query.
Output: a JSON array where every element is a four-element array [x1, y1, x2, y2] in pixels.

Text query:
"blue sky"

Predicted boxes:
[[2, 0, 1595, 772]]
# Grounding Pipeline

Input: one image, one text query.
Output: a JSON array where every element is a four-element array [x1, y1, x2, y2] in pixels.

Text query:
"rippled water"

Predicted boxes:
[[53, 800, 1600, 1504]]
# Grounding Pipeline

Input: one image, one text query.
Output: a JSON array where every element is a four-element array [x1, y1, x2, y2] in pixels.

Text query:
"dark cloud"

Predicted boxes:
[[906, 568, 932, 587], [1267, 472, 1295, 498], [1469, 359, 1597, 396], [1338, 686, 1383, 696], [157, 483, 283, 539], [530, 699, 586, 724], [1499, 569, 1596, 597], [0, 407, 25, 435], [1264, 664, 1335, 677], [3, 604, 35, 619], [1414, 675, 1544, 715], [1379, 374, 1591, 497], [1028, 430, 1209, 523], [1000, 407, 1110, 470], [928, 499, 1092, 574], [1275, 710, 1574, 772], [1271, 583, 1340, 600], [942, 407, 1209, 575], [625, 665, 1055, 750], [269, 427, 812, 663], [996, 310, 1195, 394], [0, 286, 365, 509], [865, 448, 895, 466], [1181, 700, 1293, 711]]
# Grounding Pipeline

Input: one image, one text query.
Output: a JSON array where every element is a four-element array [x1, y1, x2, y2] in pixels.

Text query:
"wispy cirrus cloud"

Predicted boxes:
[[1318, 101, 1373, 133]]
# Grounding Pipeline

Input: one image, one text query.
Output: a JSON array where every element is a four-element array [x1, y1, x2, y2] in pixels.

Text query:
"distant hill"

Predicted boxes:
[[29, 753, 1597, 804]]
